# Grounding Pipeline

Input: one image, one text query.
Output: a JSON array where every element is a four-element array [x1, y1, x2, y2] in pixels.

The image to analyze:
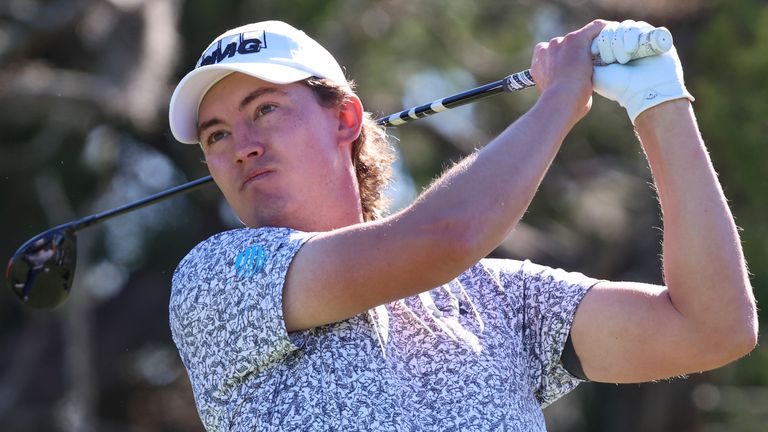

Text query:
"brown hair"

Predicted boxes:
[[303, 77, 394, 221]]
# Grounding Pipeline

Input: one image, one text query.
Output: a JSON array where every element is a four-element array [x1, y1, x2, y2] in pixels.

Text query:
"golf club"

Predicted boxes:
[[4, 26, 673, 309], [4, 176, 214, 309], [4, 69, 536, 310]]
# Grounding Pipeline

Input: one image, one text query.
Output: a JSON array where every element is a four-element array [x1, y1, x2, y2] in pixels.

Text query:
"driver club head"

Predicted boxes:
[[5, 228, 77, 309]]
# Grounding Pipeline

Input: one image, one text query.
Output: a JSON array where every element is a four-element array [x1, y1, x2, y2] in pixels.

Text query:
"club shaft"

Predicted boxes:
[[377, 69, 534, 127], [60, 70, 536, 232], [71, 175, 215, 231]]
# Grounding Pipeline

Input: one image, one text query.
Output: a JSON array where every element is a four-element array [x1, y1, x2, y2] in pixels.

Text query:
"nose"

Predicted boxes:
[[232, 122, 266, 163]]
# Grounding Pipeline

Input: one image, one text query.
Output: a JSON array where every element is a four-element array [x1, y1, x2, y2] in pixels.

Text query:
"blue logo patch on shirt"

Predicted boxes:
[[234, 245, 269, 278]]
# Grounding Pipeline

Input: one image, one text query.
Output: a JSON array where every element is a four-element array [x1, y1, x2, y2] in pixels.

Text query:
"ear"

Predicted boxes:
[[336, 94, 364, 149]]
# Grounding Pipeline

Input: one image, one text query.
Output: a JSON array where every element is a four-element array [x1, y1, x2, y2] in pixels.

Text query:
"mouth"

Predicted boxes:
[[241, 169, 273, 190]]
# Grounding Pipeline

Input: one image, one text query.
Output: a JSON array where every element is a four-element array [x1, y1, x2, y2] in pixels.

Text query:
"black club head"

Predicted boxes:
[[5, 228, 78, 309]]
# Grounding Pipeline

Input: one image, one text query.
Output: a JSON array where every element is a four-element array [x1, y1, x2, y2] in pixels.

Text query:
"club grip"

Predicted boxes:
[[590, 27, 673, 65]]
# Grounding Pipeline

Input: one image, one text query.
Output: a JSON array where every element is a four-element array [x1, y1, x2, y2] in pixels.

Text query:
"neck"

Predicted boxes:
[[307, 175, 365, 231]]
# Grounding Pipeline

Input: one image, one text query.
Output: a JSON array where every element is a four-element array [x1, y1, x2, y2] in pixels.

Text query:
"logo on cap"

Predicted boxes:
[[198, 30, 268, 68]]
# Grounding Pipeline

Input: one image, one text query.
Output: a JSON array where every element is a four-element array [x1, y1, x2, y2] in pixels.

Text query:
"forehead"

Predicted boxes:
[[198, 73, 312, 119], [202, 73, 280, 105]]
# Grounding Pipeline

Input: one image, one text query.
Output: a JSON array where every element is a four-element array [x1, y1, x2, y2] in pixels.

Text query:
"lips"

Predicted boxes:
[[241, 169, 273, 190]]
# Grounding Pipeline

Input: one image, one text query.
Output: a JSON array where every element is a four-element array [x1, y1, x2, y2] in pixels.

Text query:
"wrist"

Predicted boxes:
[[635, 98, 694, 132], [626, 81, 695, 124], [535, 83, 591, 128]]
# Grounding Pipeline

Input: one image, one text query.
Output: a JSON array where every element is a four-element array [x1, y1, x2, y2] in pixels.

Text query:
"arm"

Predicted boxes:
[[569, 33, 757, 382], [283, 21, 607, 331]]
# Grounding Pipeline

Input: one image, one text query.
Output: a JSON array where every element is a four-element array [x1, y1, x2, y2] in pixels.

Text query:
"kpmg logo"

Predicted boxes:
[[234, 245, 269, 278], [198, 30, 268, 67]]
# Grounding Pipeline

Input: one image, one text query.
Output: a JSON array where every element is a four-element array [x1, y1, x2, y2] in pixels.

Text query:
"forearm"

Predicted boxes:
[[635, 100, 757, 345], [399, 86, 582, 267], [284, 86, 585, 330]]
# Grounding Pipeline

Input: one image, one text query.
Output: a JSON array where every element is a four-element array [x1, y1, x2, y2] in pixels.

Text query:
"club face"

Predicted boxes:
[[5, 229, 77, 309]]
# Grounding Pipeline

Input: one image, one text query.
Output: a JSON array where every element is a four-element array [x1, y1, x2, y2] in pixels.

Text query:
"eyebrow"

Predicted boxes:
[[197, 118, 223, 140], [238, 87, 287, 111], [196, 87, 289, 139]]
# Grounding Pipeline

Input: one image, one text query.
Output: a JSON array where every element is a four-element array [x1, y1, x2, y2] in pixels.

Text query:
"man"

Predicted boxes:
[[167, 19, 757, 431]]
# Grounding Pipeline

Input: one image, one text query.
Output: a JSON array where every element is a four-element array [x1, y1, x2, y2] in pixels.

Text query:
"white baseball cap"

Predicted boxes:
[[169, 20, 348, 144]]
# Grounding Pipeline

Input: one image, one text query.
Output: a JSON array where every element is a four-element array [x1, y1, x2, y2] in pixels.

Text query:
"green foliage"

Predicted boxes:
[[689, 0, 768, 426], [0, 0, 765, 430], [694, 0, 768, 286]]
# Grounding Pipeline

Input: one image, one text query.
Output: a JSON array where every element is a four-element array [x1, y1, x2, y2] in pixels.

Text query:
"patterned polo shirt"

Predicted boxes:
[[170, 227, 597, 431]]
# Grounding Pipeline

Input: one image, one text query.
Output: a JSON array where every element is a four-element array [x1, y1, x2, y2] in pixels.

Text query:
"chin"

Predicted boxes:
[[241, 210, 296, 230], [236, 195, 293, 228]]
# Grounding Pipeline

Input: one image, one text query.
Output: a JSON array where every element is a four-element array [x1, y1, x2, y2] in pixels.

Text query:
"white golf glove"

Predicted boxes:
[[592, 20, 694, 124]]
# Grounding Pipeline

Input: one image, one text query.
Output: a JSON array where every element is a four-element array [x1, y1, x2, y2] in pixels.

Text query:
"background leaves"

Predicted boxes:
[[0, 0, 765, 430]]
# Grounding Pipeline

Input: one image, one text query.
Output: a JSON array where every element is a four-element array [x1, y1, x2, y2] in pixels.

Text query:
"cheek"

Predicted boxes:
[[205, 156, 239, 198], [292, 111, 341, 160]]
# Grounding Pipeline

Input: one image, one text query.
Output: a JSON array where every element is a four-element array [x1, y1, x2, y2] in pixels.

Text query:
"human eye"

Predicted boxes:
[[205, 130, 230, 147], [255, 103, 277, 118]]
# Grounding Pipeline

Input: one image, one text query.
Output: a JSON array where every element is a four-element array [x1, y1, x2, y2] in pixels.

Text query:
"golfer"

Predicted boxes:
[[167, 19, 757, 431]]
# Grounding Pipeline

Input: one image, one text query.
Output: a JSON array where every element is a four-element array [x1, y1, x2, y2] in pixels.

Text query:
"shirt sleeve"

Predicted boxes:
[[168, 227, 315, 429], [516, 259, 600, 407]]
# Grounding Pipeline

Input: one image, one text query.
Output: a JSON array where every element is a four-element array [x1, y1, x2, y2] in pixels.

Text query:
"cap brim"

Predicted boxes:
[[169, 63, 313, 144]]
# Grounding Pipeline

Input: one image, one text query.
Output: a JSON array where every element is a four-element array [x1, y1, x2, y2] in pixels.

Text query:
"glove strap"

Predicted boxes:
[[624, 81, 695, 124]]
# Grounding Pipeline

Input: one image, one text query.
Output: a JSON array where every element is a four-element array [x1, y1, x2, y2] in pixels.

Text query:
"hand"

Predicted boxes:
[[531, 20, 607, 124], [592, 20, 694, 124]]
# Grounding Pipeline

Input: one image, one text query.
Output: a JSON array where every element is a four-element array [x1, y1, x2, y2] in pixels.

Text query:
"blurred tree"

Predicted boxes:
[[690, 0, 768, 429], [0, 0, 763, 430]]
